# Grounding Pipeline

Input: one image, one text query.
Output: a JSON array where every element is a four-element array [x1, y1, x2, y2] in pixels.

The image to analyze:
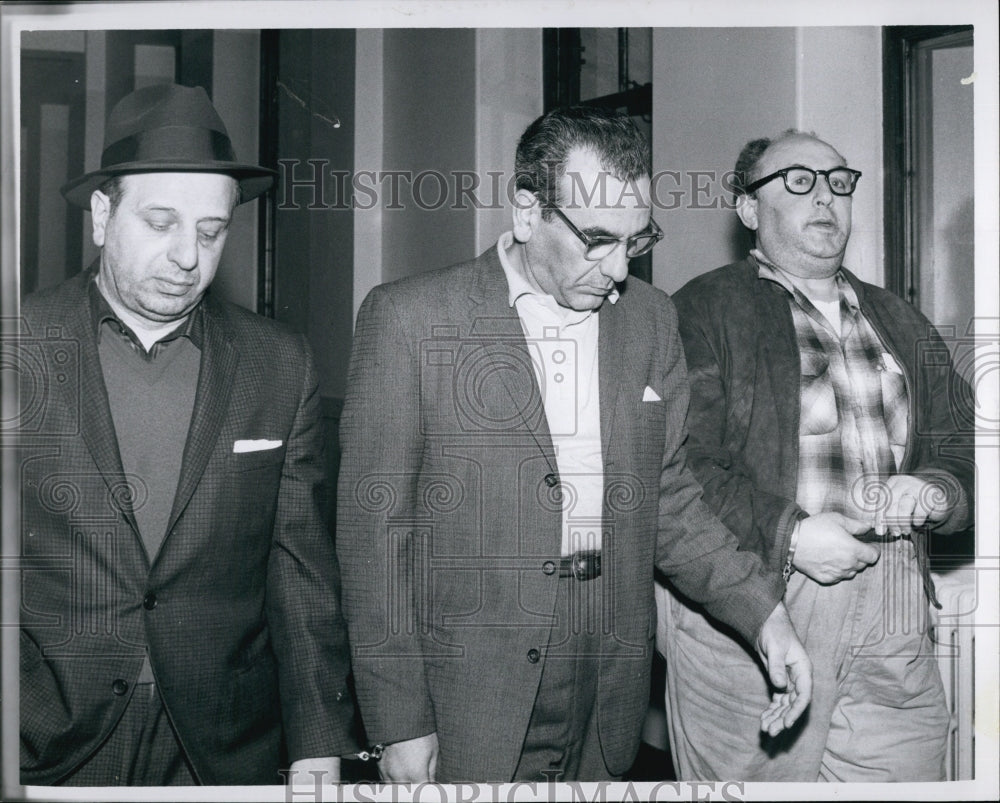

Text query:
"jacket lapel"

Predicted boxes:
[[751, 260, 802, 494], [598, 295, 626, 469], [165, 298, 238, 536], [467, 249, 555, 458], [72, 297, 141, 537]]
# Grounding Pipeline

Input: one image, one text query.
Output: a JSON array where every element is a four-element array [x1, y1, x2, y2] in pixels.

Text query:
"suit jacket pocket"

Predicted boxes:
[[228, 446, 287, 473]]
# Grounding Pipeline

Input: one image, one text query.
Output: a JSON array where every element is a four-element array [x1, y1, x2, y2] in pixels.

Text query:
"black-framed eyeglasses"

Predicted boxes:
[[744, 166, 862, 197], [547, 204, 663, 261]]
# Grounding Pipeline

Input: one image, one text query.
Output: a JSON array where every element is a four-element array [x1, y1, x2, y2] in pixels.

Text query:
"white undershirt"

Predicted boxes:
[[811, 297, 842, 338]]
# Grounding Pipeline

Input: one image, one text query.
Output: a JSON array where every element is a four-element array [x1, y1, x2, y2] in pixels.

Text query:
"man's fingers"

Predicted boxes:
[[760, 693, 791, 735], [874, 506, 887, 536], [785, 650, 812, 726], [860, 542, 881, 565], [766, 659, 788, 691], [783, 687, 809, 729], [841, 515, 872, 535]]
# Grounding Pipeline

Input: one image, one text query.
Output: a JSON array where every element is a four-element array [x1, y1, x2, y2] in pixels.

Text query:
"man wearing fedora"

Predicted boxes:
[[17, 84, 355, 785]]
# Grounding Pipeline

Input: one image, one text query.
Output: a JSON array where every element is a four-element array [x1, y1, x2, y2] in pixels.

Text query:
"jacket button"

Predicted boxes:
[[527, 648, 540, 663], [111, 679, 129, 696], [544, 473, 558, 488], [542, 561, 556, 575], [142, 593, 157, 610]]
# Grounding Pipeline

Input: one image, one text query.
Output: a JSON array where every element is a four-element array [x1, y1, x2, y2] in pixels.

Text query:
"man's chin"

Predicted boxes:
[[565, 292, 609, 312], [140, 295, 199, 323]]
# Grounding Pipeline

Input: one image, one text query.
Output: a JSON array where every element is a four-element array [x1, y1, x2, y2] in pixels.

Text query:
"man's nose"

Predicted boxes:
[[168, 228, 199, 270], [600, 243, 630, 284], [812, 174, 835, 205]]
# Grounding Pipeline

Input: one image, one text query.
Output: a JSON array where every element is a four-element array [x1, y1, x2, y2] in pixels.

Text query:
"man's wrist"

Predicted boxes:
[[783, 519, 802, 582]]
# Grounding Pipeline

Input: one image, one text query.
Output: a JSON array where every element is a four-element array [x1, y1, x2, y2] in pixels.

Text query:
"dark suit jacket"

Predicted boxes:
[[336, 246, 783, 781], [18, 271, 356, 785]]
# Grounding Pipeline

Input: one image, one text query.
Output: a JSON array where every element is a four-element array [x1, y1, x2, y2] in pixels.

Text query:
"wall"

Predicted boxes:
[[273, 29, 356, 400], [796, 27, 883, 288], [352, 28, 543, 323], [474, 29, 544, 253], [380, 28, 478, 285], [652, 27, 883, 295], [210, 30, 260, 313]]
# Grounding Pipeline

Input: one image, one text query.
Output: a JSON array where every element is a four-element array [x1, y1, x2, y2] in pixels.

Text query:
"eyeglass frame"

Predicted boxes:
[[543, 202, 664, 261], [743, 166, 863, 197]]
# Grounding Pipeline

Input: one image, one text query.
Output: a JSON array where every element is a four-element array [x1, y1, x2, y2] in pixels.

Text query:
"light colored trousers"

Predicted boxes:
[[655, 539, 948, 781]]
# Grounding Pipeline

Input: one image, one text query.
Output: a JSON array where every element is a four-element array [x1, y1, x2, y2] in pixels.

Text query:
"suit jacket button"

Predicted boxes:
[[544, 473, 558, 488], [111, 679, 129, 696], [143, 593, 157, 610], [542, 561, 556, 575], [527, 648, 540, 663]]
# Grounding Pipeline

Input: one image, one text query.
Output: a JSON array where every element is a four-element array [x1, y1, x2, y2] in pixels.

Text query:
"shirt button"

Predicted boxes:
[[544, 473, 558, 488], [142, 593, 157, 610], [542, 561, 556, 575], [527, 648, 540, 663], [111, 678, 129, 696]]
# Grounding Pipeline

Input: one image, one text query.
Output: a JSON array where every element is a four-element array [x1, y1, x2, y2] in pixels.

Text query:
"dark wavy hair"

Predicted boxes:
[[514, 106, 650, 219]]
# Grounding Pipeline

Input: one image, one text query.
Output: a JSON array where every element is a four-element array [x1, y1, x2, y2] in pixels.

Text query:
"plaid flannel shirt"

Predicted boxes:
[[754, 251, 909, 525]]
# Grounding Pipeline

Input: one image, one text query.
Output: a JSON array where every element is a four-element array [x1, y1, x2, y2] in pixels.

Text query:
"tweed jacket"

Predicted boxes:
[[671, 256, 976, 575], [335, 246, 783, 782], [17, 271, 356, 785]]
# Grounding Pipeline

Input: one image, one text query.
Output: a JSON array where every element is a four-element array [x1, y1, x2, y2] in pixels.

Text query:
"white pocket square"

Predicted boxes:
[[233, 439, 283, 453], [642, 386, 662, 402]]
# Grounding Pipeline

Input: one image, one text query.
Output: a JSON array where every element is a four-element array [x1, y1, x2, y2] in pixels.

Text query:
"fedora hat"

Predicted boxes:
[[61, 83, 276, 208]]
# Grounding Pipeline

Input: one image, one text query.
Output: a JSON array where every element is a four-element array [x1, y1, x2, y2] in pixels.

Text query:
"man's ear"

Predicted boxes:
[[91, 190, 111, 248], [736, 193, 759, 231], [512, 189, 540, 244]]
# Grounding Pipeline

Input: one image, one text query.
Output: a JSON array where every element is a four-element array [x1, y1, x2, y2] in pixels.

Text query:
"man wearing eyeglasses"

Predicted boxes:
[[656, 131, 974, 781], [337, 107, 812, 782]]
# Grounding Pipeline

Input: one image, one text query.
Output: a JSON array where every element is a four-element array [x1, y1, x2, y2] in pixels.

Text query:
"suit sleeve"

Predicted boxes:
[[672, 289, 803, 575], [336, 285, 436, 744], [652, 297, 785, 644], [266, 335, 357, 761]]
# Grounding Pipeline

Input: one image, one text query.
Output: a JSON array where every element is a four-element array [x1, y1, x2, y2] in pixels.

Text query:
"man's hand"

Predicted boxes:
[[755, 601, 812, 736], [379, 733, 439, 783], [288, 756, 340, 788], [875, 474, 959, 537], [792, 512, 879, 584]]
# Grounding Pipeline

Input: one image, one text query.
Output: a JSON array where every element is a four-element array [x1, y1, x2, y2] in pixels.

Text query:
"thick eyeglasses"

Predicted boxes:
[[548, 205, 663, 261], [745, 166, 862, 197]]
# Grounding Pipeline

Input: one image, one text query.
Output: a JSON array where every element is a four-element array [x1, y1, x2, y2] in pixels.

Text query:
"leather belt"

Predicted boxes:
[[855, 527, 940, 609], [559, 549, 602, 581]]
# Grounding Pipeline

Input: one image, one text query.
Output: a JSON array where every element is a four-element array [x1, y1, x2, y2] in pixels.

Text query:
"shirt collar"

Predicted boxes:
[[751, 248, 859, 312], [496, 231, 620, 313], [88, 270, 204, 352]]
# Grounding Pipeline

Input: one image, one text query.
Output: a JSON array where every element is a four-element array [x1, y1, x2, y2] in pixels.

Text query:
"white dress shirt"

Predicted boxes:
[[497, 232, 616, 556]]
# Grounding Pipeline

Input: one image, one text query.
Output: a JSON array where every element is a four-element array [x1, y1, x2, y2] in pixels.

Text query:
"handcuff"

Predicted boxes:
[[355, 743, 385, 762]]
